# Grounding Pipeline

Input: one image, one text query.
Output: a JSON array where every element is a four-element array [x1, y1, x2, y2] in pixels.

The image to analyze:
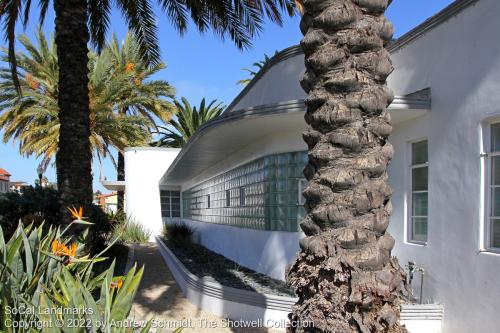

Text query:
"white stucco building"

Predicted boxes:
[[123, 1, 500, 332]]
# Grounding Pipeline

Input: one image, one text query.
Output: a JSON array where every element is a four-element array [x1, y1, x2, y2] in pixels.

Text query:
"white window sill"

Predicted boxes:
[[405, 240, 428, 247], [478, 248, 500, 256]]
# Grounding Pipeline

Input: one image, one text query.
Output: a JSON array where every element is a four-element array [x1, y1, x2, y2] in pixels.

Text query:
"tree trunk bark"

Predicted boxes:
[[54, 0, 93, 221], [117, 151, 125, 212], [117, 107, 127, 212], [287, 1, 407, 332]]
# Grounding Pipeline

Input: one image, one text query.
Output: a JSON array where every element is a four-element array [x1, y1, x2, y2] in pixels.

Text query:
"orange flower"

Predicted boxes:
[[69, 242, 77, 258], [51, 239, 77, 259], [110, 278, 123, 290], [124, 63, 135, 73], [68, 206, 84, 221]]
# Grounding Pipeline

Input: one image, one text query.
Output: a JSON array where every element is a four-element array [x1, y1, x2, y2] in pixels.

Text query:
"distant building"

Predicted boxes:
[[0, 168, 11, 193], [95, 192, 118, 213], [10, 181, 30, 193]]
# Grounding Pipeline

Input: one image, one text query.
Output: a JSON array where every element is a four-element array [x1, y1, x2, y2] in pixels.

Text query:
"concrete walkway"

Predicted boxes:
[[129, 243, 280, 333]]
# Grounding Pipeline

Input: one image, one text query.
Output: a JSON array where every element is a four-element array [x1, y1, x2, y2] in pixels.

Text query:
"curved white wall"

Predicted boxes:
[[125, 147, 180, 240], [230, 53, 306, 111]]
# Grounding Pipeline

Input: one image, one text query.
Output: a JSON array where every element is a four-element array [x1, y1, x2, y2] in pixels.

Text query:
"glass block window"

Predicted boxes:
[[240, 187, 246, 206], [225, 190, 231, 207], [298, 179, 308, 206], [182, 151, 308, 232], [488, 123, 500, 248], [160, 190, 181, 218], [409, 140, 429, 243]]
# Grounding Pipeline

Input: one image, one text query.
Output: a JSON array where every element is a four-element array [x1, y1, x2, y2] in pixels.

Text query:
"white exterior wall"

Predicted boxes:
[[125, 147, 180, 240], [387, 1, 500, 332], [230, 53, 306, 111]]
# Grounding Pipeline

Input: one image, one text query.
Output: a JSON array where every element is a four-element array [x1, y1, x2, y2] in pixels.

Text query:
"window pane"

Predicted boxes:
[[491, 219, 500, 248], [491, 123, 500, 152], [492, 157, 500, 185], [412, 167, 428, 191], [412, 217, 428, 242], [412, 141, 428, 165], [412, 192, 428, 217], [492, 188, 500, 217]]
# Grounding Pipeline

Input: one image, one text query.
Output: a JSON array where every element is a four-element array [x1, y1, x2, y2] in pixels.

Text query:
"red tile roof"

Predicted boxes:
[[0, 168, 11, 182]]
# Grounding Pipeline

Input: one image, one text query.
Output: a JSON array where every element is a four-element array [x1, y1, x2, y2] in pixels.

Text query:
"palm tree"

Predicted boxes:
[[237, 52, 277, 85], [286, 1, 407, 333], [153, 97, 224, 148], [105, 33, 176, 211], [0, 0, 297, 219], [0, 29, 151, 177]]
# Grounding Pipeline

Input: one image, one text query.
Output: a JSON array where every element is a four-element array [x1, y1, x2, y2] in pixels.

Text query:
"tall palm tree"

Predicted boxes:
[[0, 0, 297, 220], [0, 29, 151, 175], [286, 1, 407, 332], [237, 52, 277, 85], [105, 33, 175, 211], [153, 97, 224, 148]]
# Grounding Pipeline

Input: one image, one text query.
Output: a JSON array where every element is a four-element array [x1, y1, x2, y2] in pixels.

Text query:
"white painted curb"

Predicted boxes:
[[156, 237, 295, 331]]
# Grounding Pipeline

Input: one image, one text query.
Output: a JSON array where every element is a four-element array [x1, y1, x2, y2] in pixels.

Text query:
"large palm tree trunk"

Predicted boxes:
[[117, 151, 125, 212], [287, 1, 407, 332], [54, 0, 93, 219]]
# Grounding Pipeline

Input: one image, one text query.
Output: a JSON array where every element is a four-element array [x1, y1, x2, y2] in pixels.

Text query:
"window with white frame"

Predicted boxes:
[[409, 140, 428, 243], [298, 179, 308, 206], [239, 187, 246, 206], [486, 123, 500, 249], [160, 190, 181, 218]]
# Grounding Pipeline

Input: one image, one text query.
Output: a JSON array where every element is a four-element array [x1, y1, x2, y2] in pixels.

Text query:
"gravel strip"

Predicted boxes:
[[162, 238, 296, 297]]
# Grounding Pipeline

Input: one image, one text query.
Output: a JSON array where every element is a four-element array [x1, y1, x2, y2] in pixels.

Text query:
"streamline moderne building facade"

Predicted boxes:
[[123, 1, 500, 332]]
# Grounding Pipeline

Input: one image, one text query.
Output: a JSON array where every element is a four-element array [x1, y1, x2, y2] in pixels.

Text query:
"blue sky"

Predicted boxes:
[[0, 0, 454, 192]]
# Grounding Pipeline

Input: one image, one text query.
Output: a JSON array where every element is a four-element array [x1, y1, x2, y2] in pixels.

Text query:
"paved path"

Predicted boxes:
[[129, 243, 280, 333]]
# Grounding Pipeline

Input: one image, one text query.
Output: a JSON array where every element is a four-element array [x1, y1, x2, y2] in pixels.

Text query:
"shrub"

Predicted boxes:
[[0, 212, 147, 332], [112, 216, 152, 244], [163, 222, 195, 246], [0, 186, 114, 252], [0, 186, 60, 238]]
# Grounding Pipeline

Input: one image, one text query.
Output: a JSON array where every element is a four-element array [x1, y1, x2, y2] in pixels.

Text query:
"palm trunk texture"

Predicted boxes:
[[54, 0, 93, 219], [286, 1, 407, 332], [117, 151, 125, 212]]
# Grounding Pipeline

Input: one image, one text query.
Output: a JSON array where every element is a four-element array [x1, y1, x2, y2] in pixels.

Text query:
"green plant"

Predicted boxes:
[[112, 216, 152, 244], [0, 28, 155, 168], [236, 52, 278, 86], [0, 186, 61, 239], [153, 98, 225, 148], [163, 223, 195, 247], [0, 212, 149, 332], [0, 187, 114, 253]]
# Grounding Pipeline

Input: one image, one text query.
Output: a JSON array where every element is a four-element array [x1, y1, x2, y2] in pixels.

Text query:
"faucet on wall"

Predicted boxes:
[[406, 261, 425, 304]]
